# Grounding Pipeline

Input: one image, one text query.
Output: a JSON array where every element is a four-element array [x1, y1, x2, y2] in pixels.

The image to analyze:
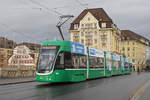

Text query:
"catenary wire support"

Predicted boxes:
[[56, 15, 74, 40]]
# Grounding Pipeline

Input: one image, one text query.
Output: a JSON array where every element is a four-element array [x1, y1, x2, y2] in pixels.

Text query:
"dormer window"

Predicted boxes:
[[102, 23, 106, 28], [74, 24, 78, 29], [88, 18, 90, 21]]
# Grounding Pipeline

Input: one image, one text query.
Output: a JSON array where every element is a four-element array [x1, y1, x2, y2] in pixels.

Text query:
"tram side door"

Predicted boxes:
[[86, 47, 89, 79]]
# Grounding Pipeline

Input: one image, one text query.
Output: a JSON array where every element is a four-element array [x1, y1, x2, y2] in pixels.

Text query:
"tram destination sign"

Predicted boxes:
[[42, 46, 57, 50]]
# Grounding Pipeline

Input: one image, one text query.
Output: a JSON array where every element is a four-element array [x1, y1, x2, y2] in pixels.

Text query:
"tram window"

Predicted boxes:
[[72, 54, 80, 68], [118, 61, 121, 69], [64, 52, 73, 68], [97, 57, 104, 68], [72, 53, 87, 69], [89, 56, 104, 68], [125, 63, 130, 68], [89, 56, 95, 68], [124, 62, 128, 68], [114, 61, 116, 69], [106, 59, 112, 70], [79, 55, 87, 68], [63, 52, 87, 69], [55, 52, 64, 69], [114, 61, 120, 70]]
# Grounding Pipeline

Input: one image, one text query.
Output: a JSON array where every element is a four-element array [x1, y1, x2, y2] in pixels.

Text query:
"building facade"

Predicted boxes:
[[18, 42, 40, 68], [8, 45, 34, 68], [146, 43, 150, 67], [0, 48, 13, 68], [18, 42, 40, 52], [120, 30, 148, 70], [0, 37, 16, 49], [69, 8, 121, 54]]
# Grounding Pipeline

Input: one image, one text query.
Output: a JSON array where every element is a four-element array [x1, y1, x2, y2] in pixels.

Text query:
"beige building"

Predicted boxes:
[[0, 48, 13, 68], [120, 30, 148, 70], [69, 8, 121, 54]]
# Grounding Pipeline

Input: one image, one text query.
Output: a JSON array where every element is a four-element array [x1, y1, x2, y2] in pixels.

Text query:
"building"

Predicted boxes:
[[0, 37, 16, 49], [0, 37, 16, 68], [69, 8, 121, 54], [0, 48, 13, 68], [8, 45, 34, 68], [120, 30, 148, 70], [146, 42, 150, 67], [17, 42, 41, 68], [18, 42, 41, 52]]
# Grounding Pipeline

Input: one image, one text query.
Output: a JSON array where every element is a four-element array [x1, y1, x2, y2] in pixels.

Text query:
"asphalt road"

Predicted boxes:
[[0, 72, 150, 100]]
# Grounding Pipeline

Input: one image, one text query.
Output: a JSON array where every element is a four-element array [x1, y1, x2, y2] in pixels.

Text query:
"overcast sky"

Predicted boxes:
[[0, 0, 150, 43]]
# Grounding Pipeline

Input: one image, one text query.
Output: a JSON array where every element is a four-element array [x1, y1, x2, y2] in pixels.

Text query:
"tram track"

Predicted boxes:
[[1, 73, 150, 100], [129, 79, 150, 100]]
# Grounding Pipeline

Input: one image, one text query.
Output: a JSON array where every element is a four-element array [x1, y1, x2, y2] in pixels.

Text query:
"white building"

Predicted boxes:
[[146, 44, 150, 66], [8, 45, 34, 68]]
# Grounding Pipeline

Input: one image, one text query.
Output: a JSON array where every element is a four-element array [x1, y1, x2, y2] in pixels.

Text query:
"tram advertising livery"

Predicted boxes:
[[36, 41, 132, 83]]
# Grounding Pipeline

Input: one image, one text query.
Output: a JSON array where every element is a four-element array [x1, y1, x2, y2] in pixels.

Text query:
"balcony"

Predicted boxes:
[[81, 27, 97, 29]]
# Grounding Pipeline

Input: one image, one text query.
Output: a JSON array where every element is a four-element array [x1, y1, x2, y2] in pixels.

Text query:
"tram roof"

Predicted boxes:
[[42, 40, 72, 47]]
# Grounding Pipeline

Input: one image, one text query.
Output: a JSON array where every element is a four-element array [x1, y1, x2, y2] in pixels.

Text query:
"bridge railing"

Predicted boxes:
[[0, 67, 36, 78]]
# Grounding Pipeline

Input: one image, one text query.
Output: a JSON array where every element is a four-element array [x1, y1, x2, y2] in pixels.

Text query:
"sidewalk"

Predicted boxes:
[[0, 77, 35, 85]]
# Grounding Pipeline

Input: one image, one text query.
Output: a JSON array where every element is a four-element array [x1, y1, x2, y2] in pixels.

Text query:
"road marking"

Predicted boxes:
[[129, 80, 150, 100]]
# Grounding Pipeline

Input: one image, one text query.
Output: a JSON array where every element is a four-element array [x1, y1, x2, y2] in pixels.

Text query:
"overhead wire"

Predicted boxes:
[[0, 23, 35, 41], [75, 0, 88, 9], [1, 0, 107, 43], [28, 0, 62, 15], [0, 23, 48, 44]]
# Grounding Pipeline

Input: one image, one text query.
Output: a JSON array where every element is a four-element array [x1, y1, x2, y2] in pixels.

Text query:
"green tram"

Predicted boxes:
[[36, 40, 132, 83]]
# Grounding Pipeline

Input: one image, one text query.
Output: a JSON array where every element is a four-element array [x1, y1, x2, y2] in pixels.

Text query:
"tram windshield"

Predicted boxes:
[[37, 46, 58, 73]]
